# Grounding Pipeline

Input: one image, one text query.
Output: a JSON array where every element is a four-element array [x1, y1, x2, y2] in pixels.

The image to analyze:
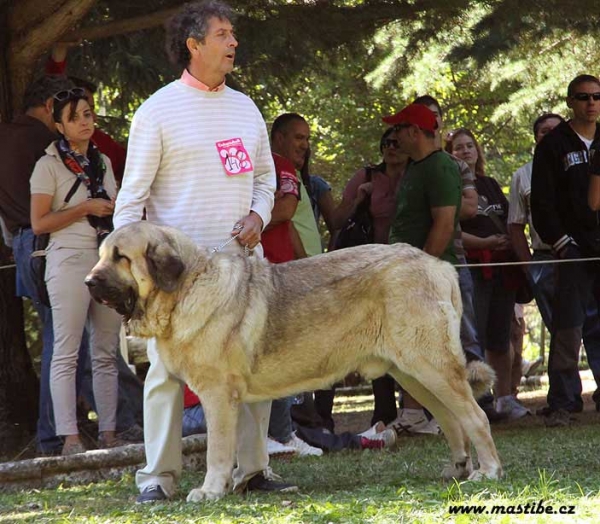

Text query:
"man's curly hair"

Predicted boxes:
[[165, 1, 236, 69], [22, 75, 74, 112]]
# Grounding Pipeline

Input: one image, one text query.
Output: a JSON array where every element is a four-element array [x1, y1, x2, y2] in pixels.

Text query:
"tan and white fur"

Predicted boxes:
[[86, 221, 502, 501]]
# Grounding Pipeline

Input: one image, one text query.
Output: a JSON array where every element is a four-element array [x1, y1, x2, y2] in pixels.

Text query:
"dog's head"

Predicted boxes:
[[85, 222, 186, 323]]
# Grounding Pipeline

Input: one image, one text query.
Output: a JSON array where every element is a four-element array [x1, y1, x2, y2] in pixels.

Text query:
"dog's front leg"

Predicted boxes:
[[186, 387, 240, 502]]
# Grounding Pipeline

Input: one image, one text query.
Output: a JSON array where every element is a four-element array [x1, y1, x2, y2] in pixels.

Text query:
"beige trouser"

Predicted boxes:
[[47, 247, 121, 435], [135, 338, 271, 497]]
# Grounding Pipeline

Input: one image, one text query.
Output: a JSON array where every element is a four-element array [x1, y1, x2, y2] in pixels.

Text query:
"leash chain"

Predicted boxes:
[[211, 224, 250, 256]]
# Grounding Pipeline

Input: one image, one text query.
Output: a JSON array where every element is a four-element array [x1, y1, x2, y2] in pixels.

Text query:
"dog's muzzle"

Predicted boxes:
[[85, 275, 137, 320]]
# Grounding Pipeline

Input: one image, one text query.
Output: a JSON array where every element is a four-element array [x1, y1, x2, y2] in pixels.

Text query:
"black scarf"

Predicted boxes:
[[56, 137, 114, 245]]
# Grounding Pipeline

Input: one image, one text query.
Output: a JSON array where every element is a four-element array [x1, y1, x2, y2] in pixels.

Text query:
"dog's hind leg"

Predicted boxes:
[[392, 364, 502, 480], [388, 368, 473, 480], [186, 386, 240, 502]]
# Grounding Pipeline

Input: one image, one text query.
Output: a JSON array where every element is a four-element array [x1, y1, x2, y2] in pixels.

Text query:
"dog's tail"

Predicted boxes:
[[467, 360, 496, 399]]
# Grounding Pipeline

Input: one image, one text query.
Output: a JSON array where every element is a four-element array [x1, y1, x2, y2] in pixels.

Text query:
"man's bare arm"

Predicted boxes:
[[423, 206, 457, 258]]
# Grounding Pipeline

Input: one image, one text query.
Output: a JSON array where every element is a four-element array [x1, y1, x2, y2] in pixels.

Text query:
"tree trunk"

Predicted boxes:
[[0, 242, 39, 459], [6, 0, 97, 116]]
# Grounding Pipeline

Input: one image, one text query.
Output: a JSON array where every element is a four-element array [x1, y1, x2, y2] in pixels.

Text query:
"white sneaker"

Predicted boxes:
[[390, 409, 442, 436], [496, 395, 531, 419], [358, 421, 386, 439], [267, 438, 297, 458], [284, 432, 323, 457]]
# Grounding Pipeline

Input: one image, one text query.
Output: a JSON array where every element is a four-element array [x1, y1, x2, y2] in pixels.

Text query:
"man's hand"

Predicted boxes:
[[234, 211, 263, 250]]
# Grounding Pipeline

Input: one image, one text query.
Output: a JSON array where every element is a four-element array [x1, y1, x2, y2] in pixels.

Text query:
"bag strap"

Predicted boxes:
[[64, 178, 82, 204], [57, 178, 83, 212], [354, 166, 373, 215]]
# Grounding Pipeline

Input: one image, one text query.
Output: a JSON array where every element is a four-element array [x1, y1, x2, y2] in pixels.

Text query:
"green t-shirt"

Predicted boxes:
[[389, 150, 462, 264], [292, 181, 323, 257]]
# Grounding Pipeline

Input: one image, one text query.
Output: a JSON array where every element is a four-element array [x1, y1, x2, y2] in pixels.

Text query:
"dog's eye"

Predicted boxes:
[[113, 248, 130, 263]]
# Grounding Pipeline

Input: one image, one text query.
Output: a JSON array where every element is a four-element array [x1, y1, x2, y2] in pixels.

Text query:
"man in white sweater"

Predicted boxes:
[[114, 1, 296, 503]]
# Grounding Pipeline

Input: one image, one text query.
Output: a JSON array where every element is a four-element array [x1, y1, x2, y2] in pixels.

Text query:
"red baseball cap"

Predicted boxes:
[[382, 104, 438, 133]]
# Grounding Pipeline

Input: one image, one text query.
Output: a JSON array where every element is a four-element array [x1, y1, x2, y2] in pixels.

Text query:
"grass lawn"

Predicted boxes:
[[1, 379, 600, 523]]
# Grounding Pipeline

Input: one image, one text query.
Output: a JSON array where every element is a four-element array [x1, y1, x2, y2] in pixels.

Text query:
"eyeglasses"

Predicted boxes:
[[53, 87, 87, 102], [571, 92, 600, 102], [382, 139, 400, 149]]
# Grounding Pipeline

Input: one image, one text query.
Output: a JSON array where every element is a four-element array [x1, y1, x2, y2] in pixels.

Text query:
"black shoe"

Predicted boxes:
[[480, 404, 509, 423], [544, 409, 574, 428], [537, 405, 581, 416], [536, 405, 553, 417], [245, 473, 299, 493], [117, 424, 144, 443], [136, 485, 168, 504]]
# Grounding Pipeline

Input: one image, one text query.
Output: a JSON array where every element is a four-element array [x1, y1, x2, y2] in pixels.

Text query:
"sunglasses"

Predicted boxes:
[[382, 139, 400, 149], [53, 87, 87, 102], [571, 92, 600, 102]]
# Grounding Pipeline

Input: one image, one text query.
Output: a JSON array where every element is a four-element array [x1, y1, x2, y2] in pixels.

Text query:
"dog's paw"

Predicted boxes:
[[467, 467, 502, 481], [442, 459, 473, 481], [186, 488, 225, 502]]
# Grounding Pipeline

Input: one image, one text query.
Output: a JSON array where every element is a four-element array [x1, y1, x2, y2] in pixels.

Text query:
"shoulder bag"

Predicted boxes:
[[334, 167, 375, 250]]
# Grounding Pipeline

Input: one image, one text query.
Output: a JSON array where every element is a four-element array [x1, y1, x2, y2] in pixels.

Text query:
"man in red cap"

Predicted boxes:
[[377, 104, 463, 436], [386, 104, 462, 263]]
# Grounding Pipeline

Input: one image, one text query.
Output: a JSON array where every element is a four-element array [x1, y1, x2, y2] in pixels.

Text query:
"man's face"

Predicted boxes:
[[393, 124, 417, 156], [534, 117, 562, 144], [274, 119, 310, 169], [567, 81, 600, 124], [191, 17, 238, 79]]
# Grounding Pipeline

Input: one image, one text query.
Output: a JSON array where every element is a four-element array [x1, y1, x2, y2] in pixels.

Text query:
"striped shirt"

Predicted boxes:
[[114, 80, 275, 254]]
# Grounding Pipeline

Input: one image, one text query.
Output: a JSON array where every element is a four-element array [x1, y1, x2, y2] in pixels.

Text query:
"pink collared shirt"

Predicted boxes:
[[180, 69, 225, 92]]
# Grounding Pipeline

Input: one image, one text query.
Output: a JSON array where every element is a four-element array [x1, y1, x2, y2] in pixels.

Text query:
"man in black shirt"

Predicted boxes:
[[531, 74, 600, 426]]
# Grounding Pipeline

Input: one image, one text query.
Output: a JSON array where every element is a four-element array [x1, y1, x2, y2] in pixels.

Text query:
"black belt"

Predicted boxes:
[[13, 225, 31, 235]]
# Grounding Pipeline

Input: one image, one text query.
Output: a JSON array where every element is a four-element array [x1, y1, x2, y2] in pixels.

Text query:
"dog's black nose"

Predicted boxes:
[[85, 276, 98, 288]]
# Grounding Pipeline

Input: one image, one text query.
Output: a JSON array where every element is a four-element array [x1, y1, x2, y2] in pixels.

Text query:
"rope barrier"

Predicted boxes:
[[1, 256, 600, 273], [455, 256, 600, 269]]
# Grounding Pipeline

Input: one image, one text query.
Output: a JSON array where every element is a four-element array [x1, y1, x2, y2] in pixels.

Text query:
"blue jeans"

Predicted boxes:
[[182, 404, 207, 437], [13, 228, 73, 452], [529, 251, 554, 331]]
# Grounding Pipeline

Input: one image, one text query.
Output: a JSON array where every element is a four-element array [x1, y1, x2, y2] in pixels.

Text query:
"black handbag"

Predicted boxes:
[[30, 178, 82, 307], [334, 167, 374, 250]]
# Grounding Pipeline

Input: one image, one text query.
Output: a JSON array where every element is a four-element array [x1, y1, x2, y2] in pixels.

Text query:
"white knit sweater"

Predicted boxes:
[[114, 80, 275, 253]]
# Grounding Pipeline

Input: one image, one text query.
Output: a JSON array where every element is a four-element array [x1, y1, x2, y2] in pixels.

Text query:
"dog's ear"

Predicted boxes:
[[145, 241, 185, 293]]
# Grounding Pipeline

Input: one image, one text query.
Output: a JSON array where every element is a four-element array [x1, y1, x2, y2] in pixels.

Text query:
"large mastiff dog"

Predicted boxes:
[[86, 222, 502, 501]]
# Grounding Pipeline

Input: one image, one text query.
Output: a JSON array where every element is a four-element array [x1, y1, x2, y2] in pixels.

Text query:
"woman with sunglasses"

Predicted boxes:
[[332, 128, 408, 245], [30, 88, 122, 455], [445, 128, 528, 420]]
